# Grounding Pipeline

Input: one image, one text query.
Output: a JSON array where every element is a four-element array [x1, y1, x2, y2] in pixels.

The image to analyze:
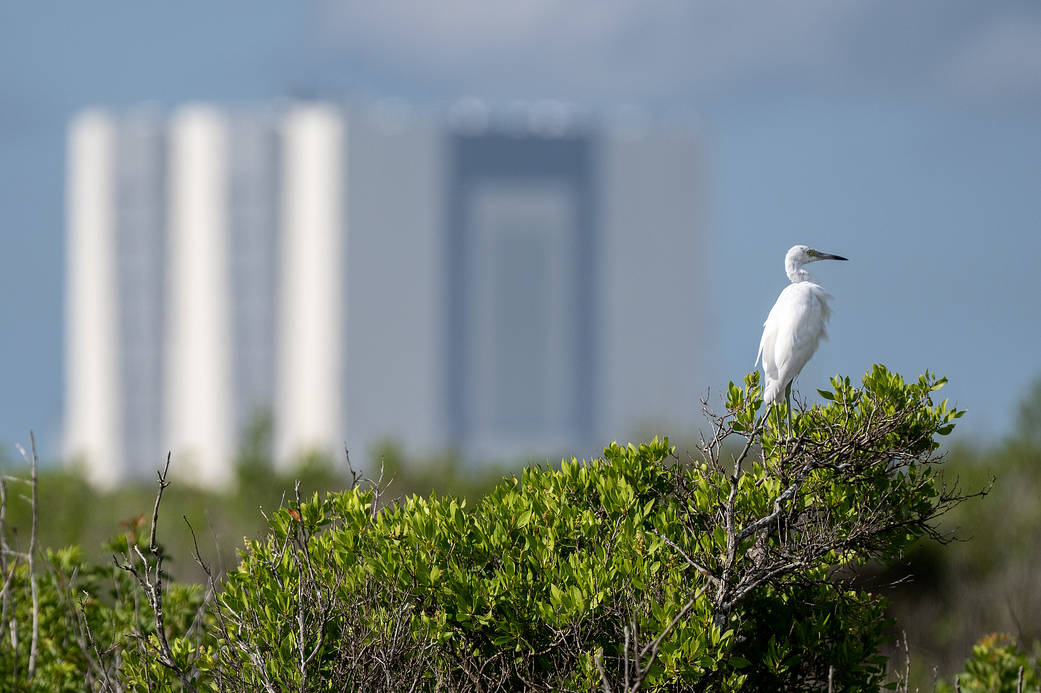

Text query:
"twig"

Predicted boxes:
[[902, 630, 910, 693], [0, 475, 11, 649], [650, 530, 719, 586], [114, 454, 199, 693], [344, 444, 360, 490], [630, 585, 707, 693], [595, 649, 612, 693], [78, 593, 114, 691], [16, 431, 40, 682]]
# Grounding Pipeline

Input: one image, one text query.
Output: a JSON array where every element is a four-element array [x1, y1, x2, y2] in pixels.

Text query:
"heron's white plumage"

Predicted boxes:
[[756, 281, 832, 405], [756, 245, 846, 408]]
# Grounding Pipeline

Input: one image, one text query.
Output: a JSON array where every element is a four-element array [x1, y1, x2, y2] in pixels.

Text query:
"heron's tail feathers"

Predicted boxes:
[[763, 379, 785, 406]]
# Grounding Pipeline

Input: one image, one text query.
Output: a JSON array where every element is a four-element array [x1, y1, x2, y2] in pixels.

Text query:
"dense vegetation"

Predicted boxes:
[[893, 378, 1041, 690], [0, 366, 1036, 690]]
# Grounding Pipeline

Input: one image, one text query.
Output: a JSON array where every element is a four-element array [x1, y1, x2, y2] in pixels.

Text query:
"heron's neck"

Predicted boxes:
[[786, 261, 815, 284]]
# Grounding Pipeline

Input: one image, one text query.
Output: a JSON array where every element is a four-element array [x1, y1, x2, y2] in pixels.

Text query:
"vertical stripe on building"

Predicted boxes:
[[65, 110, 124, 487], [275, 105, 345, 467], [164, 106, 235, 487]]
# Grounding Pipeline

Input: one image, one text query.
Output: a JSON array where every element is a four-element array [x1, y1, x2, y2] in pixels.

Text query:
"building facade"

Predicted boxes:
[[64, 101, 704, 487]]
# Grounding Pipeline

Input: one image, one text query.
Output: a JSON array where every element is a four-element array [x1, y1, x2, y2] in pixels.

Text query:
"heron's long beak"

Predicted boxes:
[[816, 252, 848, 261]]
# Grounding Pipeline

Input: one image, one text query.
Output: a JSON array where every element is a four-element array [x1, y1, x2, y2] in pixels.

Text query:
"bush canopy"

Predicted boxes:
[[0, 366, 981, 691]]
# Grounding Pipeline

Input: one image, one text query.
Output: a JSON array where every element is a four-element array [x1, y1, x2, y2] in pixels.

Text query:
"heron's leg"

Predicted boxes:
[[785, 382, 793, 438]]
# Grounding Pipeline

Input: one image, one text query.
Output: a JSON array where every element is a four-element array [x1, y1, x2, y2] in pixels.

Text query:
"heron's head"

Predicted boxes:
[[785, 245, 847, 282], [787, 245, 848, 266]]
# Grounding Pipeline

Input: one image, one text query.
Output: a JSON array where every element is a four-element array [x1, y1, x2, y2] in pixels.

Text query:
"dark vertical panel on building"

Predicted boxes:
[[444, 132, 468, 446], [444, 130, 598, 450], [573, 136, 597, 441]]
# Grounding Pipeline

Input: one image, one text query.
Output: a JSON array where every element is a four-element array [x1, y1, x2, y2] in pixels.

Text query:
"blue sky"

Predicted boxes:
[[2, 1, 1040, 459]]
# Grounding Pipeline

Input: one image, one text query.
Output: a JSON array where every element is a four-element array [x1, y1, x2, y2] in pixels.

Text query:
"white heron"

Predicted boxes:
[[756, 245, 848, 434]]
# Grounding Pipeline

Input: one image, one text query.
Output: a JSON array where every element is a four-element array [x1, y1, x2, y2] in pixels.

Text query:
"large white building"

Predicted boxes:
[[64, 101, 705, 488]]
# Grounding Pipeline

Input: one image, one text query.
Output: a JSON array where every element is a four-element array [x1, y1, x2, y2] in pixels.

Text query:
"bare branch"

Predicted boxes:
[[114, 454, 199, 693], [650, 530, 719, 586], [16, 431, 40, 682], [631, 586, 707, 693], [77, 593, 115, 692]]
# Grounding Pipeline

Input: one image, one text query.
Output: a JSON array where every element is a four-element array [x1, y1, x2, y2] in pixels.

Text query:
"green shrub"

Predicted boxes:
[[195, 366, 972, 691], [939, 634, 1041, 693], [0, 366, 979, 690], [886, 376, 1041, 682], [0, 542, 204, 691]]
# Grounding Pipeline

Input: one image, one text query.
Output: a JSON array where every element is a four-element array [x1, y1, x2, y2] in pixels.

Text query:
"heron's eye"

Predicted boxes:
[[807, 249, 817, 257]]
